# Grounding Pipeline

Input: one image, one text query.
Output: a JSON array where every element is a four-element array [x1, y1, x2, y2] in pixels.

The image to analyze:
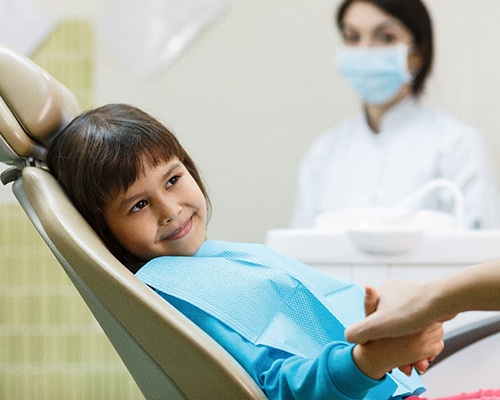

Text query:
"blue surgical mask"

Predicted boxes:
[[337, 44, 413, 105]]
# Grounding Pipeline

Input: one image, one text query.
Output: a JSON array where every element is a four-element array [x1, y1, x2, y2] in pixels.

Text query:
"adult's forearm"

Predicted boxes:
[[345, 260, 500, 344], [436, 260, 500, 315]]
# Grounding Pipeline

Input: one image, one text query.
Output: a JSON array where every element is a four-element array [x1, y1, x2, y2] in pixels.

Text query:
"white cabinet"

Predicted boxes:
[[266, 229, 500, 293]]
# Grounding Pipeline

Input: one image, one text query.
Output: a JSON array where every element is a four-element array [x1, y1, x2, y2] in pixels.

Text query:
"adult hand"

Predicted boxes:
[[345, 279, 455, 344], [358, 285, 438, 376]]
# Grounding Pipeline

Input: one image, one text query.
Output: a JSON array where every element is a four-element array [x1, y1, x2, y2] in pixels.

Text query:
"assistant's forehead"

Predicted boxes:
[[342, 2, 403, 29]]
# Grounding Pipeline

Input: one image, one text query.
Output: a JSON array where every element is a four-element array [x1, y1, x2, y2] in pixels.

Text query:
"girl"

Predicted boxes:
[[46, 103, 451, 399], [291, 0, 499, 230]]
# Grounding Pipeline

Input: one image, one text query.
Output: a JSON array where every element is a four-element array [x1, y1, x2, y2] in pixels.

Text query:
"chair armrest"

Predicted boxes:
[[429, 315, 500, 368]]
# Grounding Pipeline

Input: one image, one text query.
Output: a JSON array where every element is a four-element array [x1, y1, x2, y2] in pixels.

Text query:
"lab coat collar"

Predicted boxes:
[[363, 96, 421, 138]]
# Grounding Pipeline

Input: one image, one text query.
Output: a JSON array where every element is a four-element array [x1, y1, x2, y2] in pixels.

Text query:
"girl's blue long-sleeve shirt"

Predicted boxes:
[[136, 240, 425, 400], [161, 293, 383, 400]]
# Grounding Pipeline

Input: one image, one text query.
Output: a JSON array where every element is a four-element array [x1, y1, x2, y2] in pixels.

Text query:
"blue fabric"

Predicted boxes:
[[136, 240, 426, 400], [162, 294, 381, 400]]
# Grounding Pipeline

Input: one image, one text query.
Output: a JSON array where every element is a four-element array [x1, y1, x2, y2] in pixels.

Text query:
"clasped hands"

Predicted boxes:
[[351, 286, 445, 378]]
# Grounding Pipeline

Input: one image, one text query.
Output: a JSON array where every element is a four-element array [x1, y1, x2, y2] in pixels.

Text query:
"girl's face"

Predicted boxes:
[[340, 1, 422, 71], [103, 157, 208, 260]]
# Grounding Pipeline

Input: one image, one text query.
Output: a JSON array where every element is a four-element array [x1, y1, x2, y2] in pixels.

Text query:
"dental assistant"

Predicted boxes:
[[291, 0, 499, 230]]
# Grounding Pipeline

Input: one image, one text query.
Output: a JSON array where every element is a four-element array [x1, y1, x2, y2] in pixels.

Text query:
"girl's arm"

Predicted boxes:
[[346, 260, 500, 344], [258, 342, 382, 400], [164, 291, 387, 399], [220, 318, 442, 399], [164, 292, 442, 399]]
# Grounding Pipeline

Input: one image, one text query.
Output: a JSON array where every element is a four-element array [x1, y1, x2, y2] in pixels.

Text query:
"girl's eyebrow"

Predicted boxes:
[[116, 162, 182, 212], [162, 162, 182, 178]]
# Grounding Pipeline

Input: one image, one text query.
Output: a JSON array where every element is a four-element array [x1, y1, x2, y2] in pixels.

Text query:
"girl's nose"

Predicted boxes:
[[159, 200, 182, 225]]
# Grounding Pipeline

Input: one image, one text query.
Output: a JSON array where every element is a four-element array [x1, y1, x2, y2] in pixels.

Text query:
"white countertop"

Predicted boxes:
[[266, 229, 500, 266]]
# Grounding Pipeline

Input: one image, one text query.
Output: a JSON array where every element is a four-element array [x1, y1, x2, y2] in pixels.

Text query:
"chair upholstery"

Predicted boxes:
[[0, 45, 79, 166]]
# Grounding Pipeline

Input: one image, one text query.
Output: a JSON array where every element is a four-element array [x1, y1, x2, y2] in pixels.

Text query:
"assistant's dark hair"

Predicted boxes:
[[336, 0, 434, 96], [46, 103, 211, 272]]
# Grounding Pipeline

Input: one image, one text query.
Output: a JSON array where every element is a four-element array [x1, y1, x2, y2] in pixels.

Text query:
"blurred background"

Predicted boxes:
[[1, 0, 500, 398]]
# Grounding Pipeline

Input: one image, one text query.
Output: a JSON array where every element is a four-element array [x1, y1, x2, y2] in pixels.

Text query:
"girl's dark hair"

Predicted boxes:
[[336, 0, 434, 96], [46, 103, 211, 272]]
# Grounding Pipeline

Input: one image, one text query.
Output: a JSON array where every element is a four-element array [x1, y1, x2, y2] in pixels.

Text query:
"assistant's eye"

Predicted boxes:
[[341, 30, 359, 45], [166, 175, 180, 188], [374, 31, 397, 45], [131, 200, 148, 213]]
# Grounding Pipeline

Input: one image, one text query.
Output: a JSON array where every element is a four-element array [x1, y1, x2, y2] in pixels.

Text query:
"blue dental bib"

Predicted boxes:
[[136, 240, 425, 399]]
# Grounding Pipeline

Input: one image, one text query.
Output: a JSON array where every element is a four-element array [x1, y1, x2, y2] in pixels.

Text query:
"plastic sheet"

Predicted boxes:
[[0, 0, 56, 56], [97, 0, 225, 78]]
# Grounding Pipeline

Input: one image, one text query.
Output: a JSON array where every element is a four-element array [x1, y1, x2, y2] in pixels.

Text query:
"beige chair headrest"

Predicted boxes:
[[0, 44, 80, 164]]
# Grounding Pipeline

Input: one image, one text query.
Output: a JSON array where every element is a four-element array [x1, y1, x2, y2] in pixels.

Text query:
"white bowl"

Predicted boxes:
[[314, 207, 458, 231], [314, 207, 459, 255], [346, 228, 423, 255]]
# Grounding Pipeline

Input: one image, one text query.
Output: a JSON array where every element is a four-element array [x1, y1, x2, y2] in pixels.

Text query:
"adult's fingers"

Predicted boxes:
[[345, 313, 389, 344]]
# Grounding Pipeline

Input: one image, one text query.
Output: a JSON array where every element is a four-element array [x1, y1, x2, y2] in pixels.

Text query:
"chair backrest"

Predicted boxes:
[[0, 44, 266, 400]]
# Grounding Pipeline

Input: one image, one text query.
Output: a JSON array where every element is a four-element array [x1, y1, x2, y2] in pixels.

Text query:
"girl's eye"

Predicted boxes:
[[166, 175, 180, 188], [131, 200, 148, 213]]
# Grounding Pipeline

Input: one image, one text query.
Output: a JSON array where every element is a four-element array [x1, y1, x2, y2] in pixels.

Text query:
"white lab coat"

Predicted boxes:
[[291, 97, 500, 229]]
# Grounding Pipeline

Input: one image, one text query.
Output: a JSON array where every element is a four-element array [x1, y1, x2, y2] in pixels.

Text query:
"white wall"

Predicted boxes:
[[92, 0, 355, 244], [4, 0, 500, 244]]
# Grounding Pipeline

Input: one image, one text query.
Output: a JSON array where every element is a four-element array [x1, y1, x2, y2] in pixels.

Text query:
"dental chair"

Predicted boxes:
[[0, 44, 499, 399], [0, 44, 266, 400]]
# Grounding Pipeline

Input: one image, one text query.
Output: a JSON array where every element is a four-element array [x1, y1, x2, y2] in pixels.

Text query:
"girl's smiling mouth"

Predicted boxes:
[[163, 217, 193, 241]]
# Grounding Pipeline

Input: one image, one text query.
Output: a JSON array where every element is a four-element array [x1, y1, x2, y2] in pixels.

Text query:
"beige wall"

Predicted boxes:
[[4, 0, 500, 244]]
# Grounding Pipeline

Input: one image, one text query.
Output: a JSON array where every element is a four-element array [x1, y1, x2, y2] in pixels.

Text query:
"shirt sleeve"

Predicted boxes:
[[438, 120, 500, 229], [258, 342, 384, 400], [159, 291, 386, 400]]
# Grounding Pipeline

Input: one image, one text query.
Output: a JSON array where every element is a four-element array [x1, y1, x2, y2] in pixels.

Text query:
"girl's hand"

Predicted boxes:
[[352, 286, 444, 378], [352, 322, 444, 380], [399, 357, 434, 376]]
